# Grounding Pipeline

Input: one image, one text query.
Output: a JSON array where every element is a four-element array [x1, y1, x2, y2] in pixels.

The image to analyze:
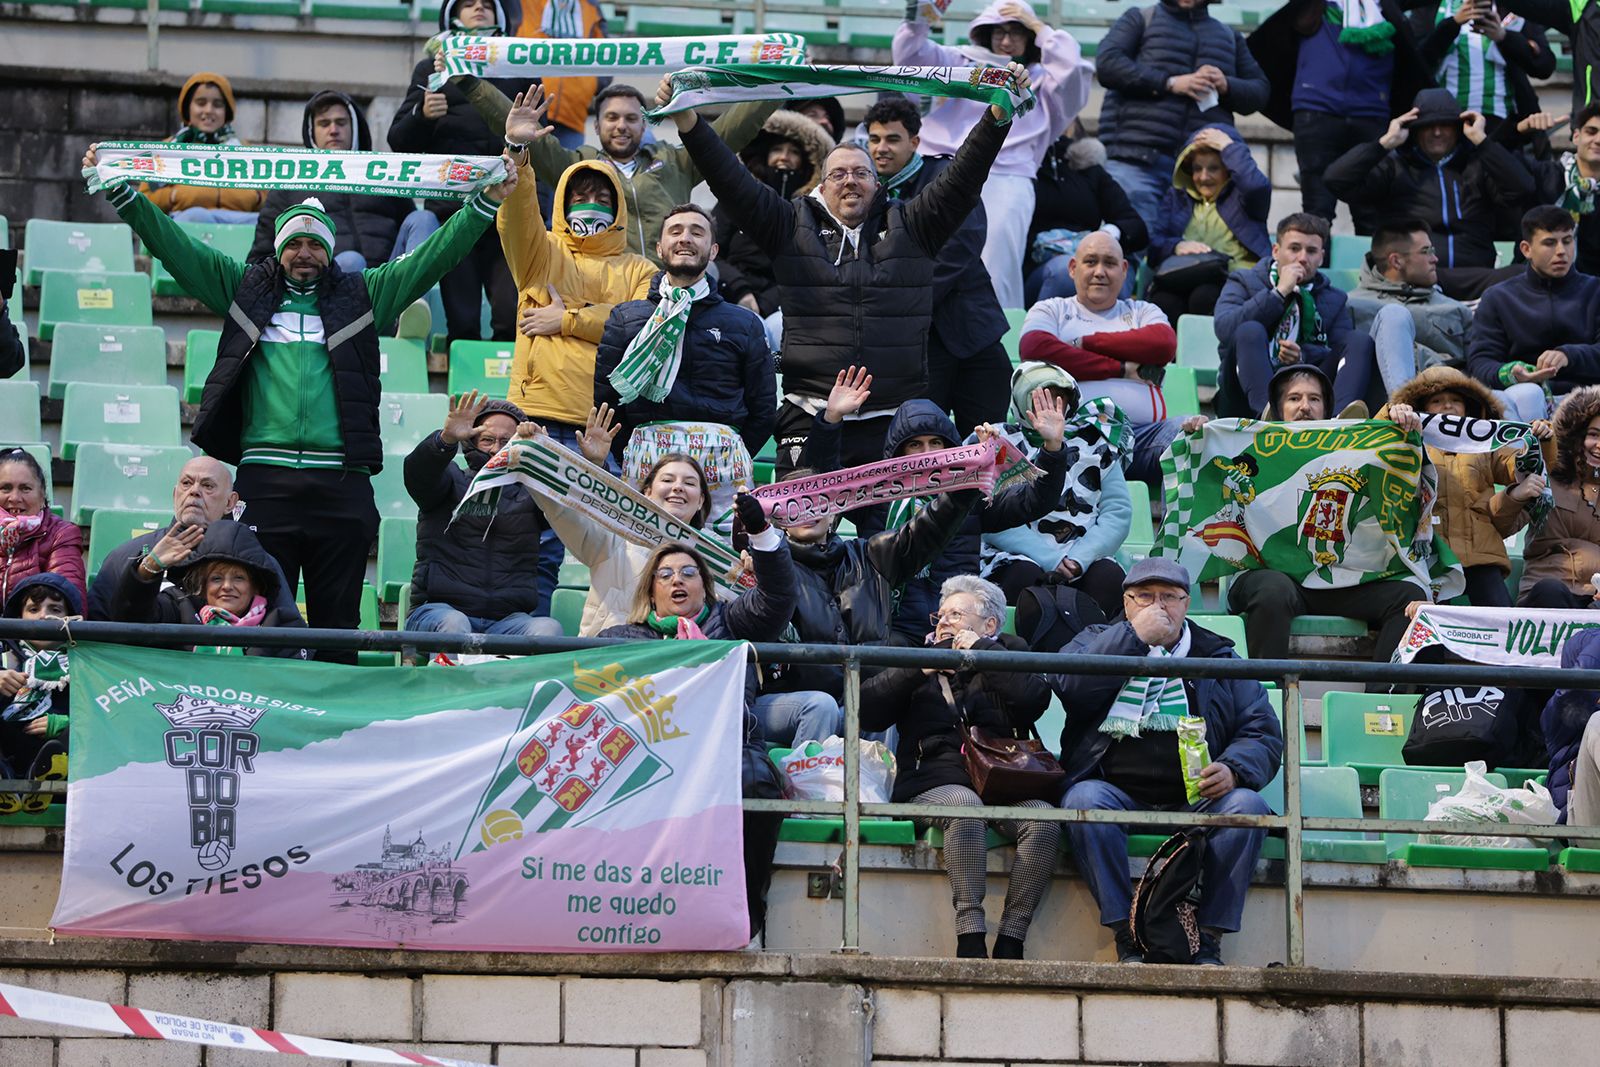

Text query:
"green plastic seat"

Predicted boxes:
[[753, 460, 775, 486], [369, 461, 417, 519], [0, 379, 43, 444], [1559, 847, 1600, 872], [551, 587, 586, 637], [184, 329, 221, 404], [379, 337, 430, 394], [36, 269, 153, 341], [1188, 612, 1248, 656], [1163, 364, 1201, 417], [309, 0, 409, 18], [87, 508, 172, 572], [22, 220, 135, 286], [1290, 615, 1369, 637], [557, 559, 590, 588], [149, 222, 254, 296], [1323, 268, 1361, 292], [1494, 240, 1516, 268], [1327, 234, 1372, 272], [1001, 305, 1029, 362], [378, 392, 448, 455], [1321, 692, 1420, 786], [46, 324, 167, 399], [376, 516, 418, 603], [1378, 767, 1548, 870], [1123, 477, 1155, 555], [447, 340, 515, 397], [59, 383, 182, 461], [1175, 314, 1219, 387], [1261, 765, 1386, 863], [5, 291, 25, 378], [68, 444, 193, 525]]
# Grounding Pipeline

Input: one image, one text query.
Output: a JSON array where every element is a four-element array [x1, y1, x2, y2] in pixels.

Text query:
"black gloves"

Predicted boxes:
[[733, 492, 769, 536]]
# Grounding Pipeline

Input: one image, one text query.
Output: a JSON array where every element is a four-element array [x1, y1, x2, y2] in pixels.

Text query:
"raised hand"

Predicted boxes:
[[485, 152, 519, 202], [991, 62, 1032, 121], [506, 83, 554, 145], [83, 143, 100, 169], [733, 492, 770, 536], [997, 0, 1044, 32], [1509, 471, 1548, 503], [1025, 387, 1068, 452], [148, 523, 205, 573], [422, 91, 450, 121], [442, 389, 488, 444], [1518, 111, 1570, 134], [1380, 107, 1420, 150], [1461, 109, 1489, 144], [824, 365, 873, 424], [578, 403, 621, 465], [1387, 402, 1422, 434]]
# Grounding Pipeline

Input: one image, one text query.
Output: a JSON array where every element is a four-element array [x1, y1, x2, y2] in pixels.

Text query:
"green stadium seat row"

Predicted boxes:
[[68, 443, 194, 525], [0, 379, 43, 445], [23, 220, 135, 287], [379, 392, 449, 454], [447, 339, 516, 397], [36, 269, 152, 342], [1175, 314, 1220, 388], [149, 222, 254, 296], [46, 324, 167, 399], [377, 516, 418, 603], [59, 382, 182, 460], [86, 508, 171, 573]]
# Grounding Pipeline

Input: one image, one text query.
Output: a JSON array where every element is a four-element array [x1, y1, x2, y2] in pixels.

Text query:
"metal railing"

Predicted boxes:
[[0, 617, 1590, 967]]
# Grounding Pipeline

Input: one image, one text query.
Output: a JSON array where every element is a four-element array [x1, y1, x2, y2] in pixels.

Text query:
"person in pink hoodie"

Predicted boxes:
[[894, 0, 1094, 310], [0, 449, 85, 613]]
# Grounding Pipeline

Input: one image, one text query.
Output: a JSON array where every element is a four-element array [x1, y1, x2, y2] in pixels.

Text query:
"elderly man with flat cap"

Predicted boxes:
[[1048, 557, 1282, 966]]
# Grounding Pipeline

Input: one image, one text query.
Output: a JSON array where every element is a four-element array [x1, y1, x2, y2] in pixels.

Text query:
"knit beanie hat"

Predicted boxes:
[[274, 197, 336, 258], [472, 398, 527, 427], [1010, 361, 1080, 423]]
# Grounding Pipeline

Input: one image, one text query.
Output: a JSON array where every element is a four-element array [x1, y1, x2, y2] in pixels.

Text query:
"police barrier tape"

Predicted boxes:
[[0, 980, 491, 1066]]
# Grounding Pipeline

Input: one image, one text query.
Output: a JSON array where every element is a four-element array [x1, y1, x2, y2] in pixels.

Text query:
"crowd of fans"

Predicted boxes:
[[9, 0, 1600, 962]]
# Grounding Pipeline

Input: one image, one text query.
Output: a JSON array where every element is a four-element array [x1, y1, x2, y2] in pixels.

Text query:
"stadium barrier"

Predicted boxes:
[[0, 616, 1590, 968]]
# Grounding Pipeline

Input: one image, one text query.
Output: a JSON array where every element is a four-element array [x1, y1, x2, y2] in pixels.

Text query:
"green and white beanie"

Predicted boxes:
[[274, 197, 336, 258]]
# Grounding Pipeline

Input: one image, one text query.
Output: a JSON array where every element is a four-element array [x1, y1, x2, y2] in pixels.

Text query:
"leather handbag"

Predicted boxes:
[[1153, 250, 1231, 293], [938, 675, 1066, 805]]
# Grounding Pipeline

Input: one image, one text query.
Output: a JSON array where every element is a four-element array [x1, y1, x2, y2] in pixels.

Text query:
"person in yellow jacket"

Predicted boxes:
[[499, 84, 655, 442], [141, 71, 266, 224]]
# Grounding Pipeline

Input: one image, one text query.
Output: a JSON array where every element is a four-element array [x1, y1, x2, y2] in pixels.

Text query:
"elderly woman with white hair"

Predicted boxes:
[[858, 575, 1059, 960]]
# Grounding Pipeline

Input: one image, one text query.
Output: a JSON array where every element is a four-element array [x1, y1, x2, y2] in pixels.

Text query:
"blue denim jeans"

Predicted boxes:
[[405, 600, 563, 637], [1063, 779, 1270, 931], [1101, 156, 1175, 234], [391, 208, 441, 259], [751, 691, 842, 747]]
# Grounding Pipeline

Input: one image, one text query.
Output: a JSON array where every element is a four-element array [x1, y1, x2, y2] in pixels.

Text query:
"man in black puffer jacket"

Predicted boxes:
[[1095, 0, 1271, 229], [404, 393, 562, 637], [660, 67, 1023, 475], [594, 203, 777, 459], [251, 92, 436, 272]]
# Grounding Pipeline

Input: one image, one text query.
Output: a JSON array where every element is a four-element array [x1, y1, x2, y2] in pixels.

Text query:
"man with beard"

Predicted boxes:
[[594, 204, 776, 460], [403, 392, 563, 637]]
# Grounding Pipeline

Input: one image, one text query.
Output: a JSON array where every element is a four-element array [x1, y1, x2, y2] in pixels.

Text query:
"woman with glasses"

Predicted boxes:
[[402, 391, 564, 639], [858, 575, 1058, 959], [600, 499, 798, 945]]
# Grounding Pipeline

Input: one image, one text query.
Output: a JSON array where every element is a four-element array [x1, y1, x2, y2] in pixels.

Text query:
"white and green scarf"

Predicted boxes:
[[882, 152, 925, 199], [539, 0, 583, 38], [609, 277, 712, 404], [1560, 151, 1600, 215], [565, 201, 616, 237], [1269, 262, 1327, 349], [1100, 625, 1192, 738], [1328, 0, 1396, 54], [85, 142, 509, 202], [650, 63, 1036, 125], [429, 31, 808, 89]]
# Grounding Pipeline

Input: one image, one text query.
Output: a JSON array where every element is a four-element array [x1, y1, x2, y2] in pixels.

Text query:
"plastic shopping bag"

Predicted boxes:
[[1420, 761, 1559, 849], [779, 736, 896, 807]]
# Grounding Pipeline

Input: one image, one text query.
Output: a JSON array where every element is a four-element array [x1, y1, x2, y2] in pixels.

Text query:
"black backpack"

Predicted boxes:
[[1130, 828, 1206, 964], [1015, 582, 1107, 654], [1402, 685, 1522, 769]]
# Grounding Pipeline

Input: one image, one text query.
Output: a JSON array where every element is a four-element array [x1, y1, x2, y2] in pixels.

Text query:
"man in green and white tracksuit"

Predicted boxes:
[[88, 142, 518, 658]]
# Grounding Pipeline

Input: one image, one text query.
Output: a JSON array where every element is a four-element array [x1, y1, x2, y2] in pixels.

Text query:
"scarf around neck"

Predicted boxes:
[[0, 510, 44, 556], [172, 125, 237, 145], [1100, 624, 1192, 738], [1268, 262, 1327, 350], [609, 276, 712, 403], [2, 644, 68, 723], [883, 152, 924, 199], [646, 604, 712, 638], [1561, 151, 1600, 215], [1327, 0, 1396, 54], [199, 595, 268, 628]]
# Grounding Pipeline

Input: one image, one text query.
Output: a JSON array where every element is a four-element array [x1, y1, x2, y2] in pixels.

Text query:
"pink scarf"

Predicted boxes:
[[198, 595, 268, 627], [0, 509, 44, 556]]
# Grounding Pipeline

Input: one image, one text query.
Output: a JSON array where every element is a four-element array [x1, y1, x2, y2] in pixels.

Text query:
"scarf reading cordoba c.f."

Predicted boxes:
[[429, 31, 808, 89]]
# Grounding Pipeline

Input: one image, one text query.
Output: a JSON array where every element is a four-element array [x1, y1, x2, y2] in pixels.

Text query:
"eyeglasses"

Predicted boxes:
[[1405, 246, 1437, 257], [824, 167, 874, 184], [475, 433, 514, 450], [929, 607, 981, 627], [654, 565, 701, 581], [1125, 590, 1190, 607]]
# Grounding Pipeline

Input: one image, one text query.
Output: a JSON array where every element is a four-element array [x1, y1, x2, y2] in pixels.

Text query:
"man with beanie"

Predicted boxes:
[[404, 391, 563, 638], [1325, 88, 1537, 300], [84, 141, 518, 659]]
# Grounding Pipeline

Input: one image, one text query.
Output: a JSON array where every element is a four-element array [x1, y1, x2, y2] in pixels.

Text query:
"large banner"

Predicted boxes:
[[1156, 419, 1464, 598], [1397, 604, 1600, 666], [51, 642, 751, 952]]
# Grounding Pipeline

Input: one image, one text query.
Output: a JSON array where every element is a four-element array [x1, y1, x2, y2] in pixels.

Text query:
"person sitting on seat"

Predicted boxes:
[[141, 71, 264, 225], [1519, 384, 1600, 607], [1050, 558, 1282, 966], [860, 575, 1059, 960], [0, 448, 84, 612], [0, 573, 78, 814]]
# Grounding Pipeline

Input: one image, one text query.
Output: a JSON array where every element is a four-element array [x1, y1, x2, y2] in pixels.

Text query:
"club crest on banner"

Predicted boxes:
[[153, 695, 269, 872], [1298, 466, 1366, 577]]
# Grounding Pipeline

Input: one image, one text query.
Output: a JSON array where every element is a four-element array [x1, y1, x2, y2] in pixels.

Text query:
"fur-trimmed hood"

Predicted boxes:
[[1387, 366, 1503, 421], [739, 108, 836, 198], [1553, 385, 1600, 483]]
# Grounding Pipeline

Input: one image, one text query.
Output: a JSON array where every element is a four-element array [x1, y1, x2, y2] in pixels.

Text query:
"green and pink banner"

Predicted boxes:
[[51, 641, 751, 952]]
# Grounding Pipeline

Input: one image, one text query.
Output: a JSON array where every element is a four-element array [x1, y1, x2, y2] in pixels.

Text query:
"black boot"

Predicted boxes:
[[992, 934, 1025, 960], [956, 932, 988, 958], [1112, 921, 1144, 964]]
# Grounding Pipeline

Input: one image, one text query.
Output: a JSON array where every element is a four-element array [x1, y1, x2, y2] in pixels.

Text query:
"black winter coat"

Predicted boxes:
[[1324, 137, 1536, 270], [252, 92, 413, 265], [1028, 138, 1150, 258], [195, 259, 386, 471], [860, 632, 1049, 801], [405, 431, 543, 619], [1466, 265, 1600, 395], [1096, 0, 1272, 165], [106, 522, 308, 658], [683, 111, 1007, 411], [593, 275, 778, 458], [87, 519, 303, 625], [802, 401, 1069, 642]]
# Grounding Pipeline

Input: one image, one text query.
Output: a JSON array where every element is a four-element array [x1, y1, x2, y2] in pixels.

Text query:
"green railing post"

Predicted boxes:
[[839, 655, 862, 952], [1282, 673, 1306, 968]]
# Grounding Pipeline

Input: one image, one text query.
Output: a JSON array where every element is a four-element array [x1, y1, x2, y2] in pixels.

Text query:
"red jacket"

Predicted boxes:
[[2, 512, 87, 614]]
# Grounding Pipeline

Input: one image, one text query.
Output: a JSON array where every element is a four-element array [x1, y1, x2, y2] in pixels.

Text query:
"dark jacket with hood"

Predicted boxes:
[[106, 522, 308, 658], [714, 110, 834, 318], [1214, 259, 1355, 417], [801, 400, 1069, 642], [389, 0, 527, 218], [683, 109, 1009, 412], [405, 414, 545, 621], [87, 519, 302, 626], [1466, 265, 1600, 395], [1324, 90, 1538, 270], [252, 93, 414, 265], [1028, 136, 1150, 259], [1541, 626, 1600, 819], [1047, 619, 1283, 792], [1148, 123, 1272, 267], [1096, 0, 1272, 166], [594, 274, 778, 458], [861, 631, 1049, 801]]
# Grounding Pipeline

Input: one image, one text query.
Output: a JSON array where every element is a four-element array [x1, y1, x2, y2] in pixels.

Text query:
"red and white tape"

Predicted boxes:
[[0, 981, 490, 1066]]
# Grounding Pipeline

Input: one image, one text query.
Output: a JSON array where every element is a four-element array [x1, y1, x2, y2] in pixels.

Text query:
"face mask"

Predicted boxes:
[[566, 202, 615, 237]]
